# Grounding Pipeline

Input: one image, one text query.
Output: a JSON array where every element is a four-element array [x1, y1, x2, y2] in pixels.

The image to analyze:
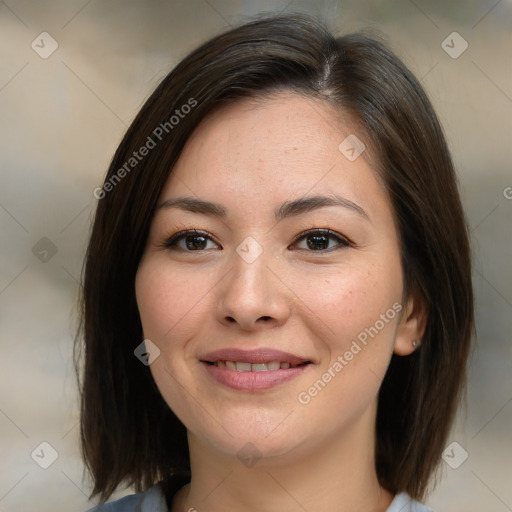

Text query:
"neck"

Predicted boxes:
[[171, 401, 394, 512]]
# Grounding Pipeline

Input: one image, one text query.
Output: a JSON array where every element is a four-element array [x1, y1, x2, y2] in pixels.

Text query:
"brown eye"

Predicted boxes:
[[292, 229, 350, 252], [164, 230, 220, 251]]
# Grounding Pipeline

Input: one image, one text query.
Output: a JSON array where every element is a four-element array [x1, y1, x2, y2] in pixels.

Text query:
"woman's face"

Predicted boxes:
[[136, 93, 412, 463]]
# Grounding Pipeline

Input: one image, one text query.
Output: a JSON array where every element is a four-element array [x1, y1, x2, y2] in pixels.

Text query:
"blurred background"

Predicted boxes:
[[0, 1, 511, 511]]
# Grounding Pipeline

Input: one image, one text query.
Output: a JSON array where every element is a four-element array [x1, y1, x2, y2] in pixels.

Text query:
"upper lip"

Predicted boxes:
[[200, 348, 310, 365]]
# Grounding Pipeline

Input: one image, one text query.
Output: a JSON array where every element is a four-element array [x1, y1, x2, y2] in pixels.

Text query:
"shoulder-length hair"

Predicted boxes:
[[77, 13, 473, 503]]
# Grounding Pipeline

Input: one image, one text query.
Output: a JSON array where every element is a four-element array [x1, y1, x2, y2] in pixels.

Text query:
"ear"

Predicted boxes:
[[394, 291, 428, 356]]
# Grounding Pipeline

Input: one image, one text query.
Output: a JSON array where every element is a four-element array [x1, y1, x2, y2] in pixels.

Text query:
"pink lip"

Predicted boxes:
[[199, 348, 309, 365], [199, 348, 313, 392], [201, 361, 311, 391]]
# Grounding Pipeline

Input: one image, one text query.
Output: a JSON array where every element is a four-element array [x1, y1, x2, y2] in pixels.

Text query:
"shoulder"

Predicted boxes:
[[387, 492, 435, 512], [84, 484, 167, 512]]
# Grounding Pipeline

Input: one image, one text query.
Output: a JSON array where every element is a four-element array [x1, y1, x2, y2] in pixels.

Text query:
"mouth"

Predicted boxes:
[[199, 348, 313, 391], [199, 347, 312, 366], [202, 360, 310, 371]]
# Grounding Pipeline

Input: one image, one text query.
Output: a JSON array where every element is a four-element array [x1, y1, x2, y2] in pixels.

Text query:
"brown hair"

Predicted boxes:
[[77, 13, 473, 503]]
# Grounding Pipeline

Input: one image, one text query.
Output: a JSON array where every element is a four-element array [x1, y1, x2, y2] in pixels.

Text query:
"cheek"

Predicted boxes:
[[135, 258, 211, 344], [288, 260, 402, 350], [292, 266, 402, 432]]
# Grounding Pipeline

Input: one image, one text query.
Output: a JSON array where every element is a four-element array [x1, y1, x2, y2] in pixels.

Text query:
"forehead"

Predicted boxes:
[[158, 93, 386, 220], [174, 93, 348, 176]]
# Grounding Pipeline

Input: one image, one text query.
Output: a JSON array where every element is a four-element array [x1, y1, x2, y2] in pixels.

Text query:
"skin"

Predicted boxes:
[[135, 93, 426, 512]]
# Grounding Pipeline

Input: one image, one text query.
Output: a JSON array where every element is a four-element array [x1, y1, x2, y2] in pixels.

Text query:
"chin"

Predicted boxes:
[[192, 416, 310, 465]]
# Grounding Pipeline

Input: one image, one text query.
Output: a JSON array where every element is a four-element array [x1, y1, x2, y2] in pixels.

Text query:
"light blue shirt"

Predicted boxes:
[[85, 485, 435, 511]]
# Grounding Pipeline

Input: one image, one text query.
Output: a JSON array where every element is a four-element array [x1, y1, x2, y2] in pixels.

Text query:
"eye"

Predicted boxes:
[[291, 229, 351, 252], [162, 229, 221, 251], [161, 228, 351, 253]]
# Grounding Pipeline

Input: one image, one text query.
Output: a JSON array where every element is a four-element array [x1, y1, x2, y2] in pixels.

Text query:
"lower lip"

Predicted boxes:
[[201, 362, 310, 391]]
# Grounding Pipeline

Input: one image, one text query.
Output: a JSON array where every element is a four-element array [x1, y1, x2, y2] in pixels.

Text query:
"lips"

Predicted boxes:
[[200, 348, 311, 366], [199, 348, 313, 391], [208, 361, 303, 371]]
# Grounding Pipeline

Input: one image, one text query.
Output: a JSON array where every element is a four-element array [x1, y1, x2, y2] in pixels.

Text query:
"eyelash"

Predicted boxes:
[[160, 228, 353, 253]]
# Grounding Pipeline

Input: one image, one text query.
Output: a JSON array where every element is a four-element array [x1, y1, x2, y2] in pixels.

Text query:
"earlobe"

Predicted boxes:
[[393, 293, 427, 356]]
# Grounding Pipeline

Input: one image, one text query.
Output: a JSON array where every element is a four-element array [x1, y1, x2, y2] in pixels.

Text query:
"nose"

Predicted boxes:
[[216, 253, 291, 331]]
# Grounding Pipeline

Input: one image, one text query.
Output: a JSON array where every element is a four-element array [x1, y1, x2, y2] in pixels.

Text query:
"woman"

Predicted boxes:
[[79, 13, 473, 512]]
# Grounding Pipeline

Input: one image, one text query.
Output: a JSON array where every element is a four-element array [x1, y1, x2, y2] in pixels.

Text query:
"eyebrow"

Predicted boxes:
[[156, 194, 369, 222]]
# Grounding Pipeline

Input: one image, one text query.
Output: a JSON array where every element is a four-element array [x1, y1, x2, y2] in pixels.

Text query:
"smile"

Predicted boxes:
[[201, 360, 312, 391], [199, 347, 313, 391], [204, 360, 309, 371]]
